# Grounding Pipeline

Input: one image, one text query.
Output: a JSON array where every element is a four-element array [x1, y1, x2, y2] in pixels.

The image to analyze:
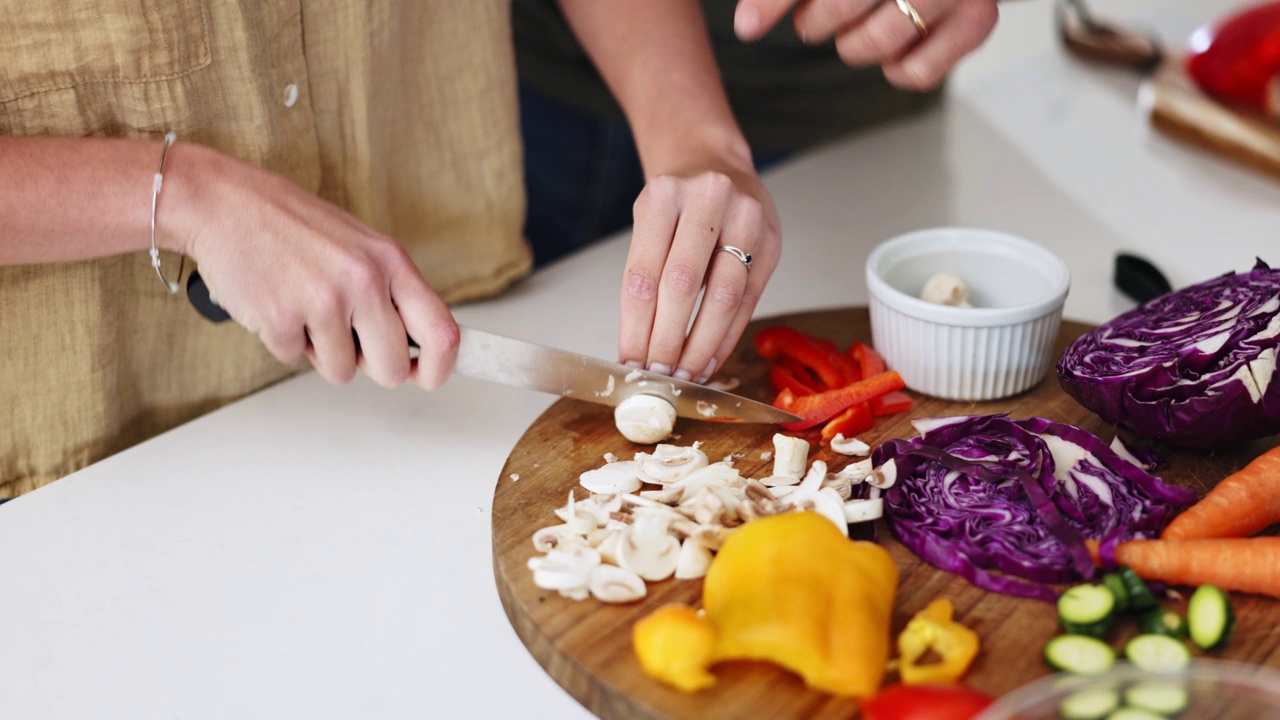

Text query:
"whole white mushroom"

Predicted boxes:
[[614, 394, 677, 444]]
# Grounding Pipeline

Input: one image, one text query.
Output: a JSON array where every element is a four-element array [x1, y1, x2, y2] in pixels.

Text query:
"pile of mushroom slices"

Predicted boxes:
[[527, 432, 894, 604]]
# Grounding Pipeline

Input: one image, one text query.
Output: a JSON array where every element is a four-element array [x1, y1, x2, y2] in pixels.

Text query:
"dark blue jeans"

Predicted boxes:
[[519, 84, 786, 267]]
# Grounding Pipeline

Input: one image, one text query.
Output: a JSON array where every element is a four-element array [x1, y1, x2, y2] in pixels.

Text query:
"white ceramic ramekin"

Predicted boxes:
[[865, 228, 1070, 401]]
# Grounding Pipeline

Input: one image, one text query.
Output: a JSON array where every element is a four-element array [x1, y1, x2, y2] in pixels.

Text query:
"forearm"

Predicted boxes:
[[0, 136, 188, 266], [556, 0, 753, 177]]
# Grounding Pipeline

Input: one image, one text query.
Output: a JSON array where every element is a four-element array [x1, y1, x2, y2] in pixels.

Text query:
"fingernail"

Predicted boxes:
[[696, 376, 709, 385], [735, 6, 759, 39], [624, 360, 643, 369], [673, 369, 693, 382], [648, 362, 673, 376]]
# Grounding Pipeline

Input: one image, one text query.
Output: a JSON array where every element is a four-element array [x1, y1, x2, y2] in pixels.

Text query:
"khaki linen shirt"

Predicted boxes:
[[0, 0, 532, 497]]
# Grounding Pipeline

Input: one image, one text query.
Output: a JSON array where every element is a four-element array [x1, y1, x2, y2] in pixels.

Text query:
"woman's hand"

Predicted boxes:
[[162, 143, 459, 390], [734, 0, 999, 90], [620, 164, 781, 383]]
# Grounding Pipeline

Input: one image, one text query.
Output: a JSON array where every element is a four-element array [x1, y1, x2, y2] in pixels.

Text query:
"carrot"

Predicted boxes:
[[1162, 444, 1280, 541], [1107, 537, 1280, 598]]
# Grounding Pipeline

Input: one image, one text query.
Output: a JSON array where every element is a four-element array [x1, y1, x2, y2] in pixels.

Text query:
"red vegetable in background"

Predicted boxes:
[[1186, 2, 1280, 120], [860, 683, 994, 720]]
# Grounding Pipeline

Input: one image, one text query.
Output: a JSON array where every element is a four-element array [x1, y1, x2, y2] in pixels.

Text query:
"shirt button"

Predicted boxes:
[[283, 83, 299, 108]]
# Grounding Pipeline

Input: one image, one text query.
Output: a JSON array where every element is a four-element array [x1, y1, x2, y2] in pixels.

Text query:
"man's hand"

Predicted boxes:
[[734, 0, 999, 90], [164, 143, 459, 390]]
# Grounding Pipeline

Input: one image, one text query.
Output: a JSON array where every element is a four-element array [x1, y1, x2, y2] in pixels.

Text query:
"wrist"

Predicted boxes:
[[153, 139, 217, 259], [635, 119, 755, 181]]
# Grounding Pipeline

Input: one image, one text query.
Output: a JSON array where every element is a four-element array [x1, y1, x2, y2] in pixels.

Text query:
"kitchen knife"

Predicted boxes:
[[186, 270, 799, 424]]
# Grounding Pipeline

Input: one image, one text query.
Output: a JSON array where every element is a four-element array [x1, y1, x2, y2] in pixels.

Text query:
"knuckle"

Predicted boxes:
[[649, 336, 685, 360], [861, 20, 900, 60], [899, 60, 942, 90], [705, 280, 745, 310], [634, 176, 678, 215], [662, 263, 702, 295], [692, 172, 734, 203], [344, 256, 387, 299], [623, 267, 659, 301]]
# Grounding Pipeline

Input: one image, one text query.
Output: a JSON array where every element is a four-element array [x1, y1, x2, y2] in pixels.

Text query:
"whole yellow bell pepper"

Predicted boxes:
[[633, 511, 898, 697], [896, 598, 980, 684]]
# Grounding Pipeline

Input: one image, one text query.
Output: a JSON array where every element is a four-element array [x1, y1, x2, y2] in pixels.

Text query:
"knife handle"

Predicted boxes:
[[186, 269, 421, 349]]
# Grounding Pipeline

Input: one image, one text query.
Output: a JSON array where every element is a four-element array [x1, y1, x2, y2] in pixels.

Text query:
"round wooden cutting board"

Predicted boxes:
[[491, 307, 1279, 720]]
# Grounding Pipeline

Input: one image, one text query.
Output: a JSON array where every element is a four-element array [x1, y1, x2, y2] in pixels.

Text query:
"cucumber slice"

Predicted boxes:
[[1124, 634, 1192, 673], [1059, 586, 1121, 625], [1116, 566, 1158, 611], [1124, 678, 1191, 716], [1102, 572, 1131, 614], [1187, 584, 1235, 650], [1044, 634, 1117, 675], [1137, 608, 1189, 639], [1059, 686, 1122, 720], [1105, 708, 1169, 720]]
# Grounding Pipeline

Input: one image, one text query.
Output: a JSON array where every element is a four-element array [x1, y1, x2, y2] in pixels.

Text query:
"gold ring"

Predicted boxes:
[[895, 0, 928, 39]]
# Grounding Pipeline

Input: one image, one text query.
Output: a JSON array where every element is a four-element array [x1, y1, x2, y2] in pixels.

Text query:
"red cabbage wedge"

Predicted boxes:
[[1057, 258, 1280, 449], [873, 415, 1195, 602]]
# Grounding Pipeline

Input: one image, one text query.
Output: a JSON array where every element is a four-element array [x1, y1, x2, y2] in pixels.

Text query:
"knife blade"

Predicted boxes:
[[455, 327, 799, 424], [186, 270, 798, 424]]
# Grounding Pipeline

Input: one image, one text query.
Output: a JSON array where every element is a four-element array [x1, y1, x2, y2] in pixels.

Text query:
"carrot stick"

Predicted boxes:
[[1162, 445, 1280, 541], [1110, 537, 1280, 598]]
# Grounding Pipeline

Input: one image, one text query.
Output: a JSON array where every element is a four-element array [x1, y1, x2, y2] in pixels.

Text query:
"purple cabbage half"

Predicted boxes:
[[873, 414, 1196, 602], [1057, 258, 1280, 449]]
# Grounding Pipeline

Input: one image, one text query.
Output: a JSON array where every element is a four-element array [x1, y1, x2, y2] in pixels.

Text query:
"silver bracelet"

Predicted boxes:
[[149, 131, 185, 293]]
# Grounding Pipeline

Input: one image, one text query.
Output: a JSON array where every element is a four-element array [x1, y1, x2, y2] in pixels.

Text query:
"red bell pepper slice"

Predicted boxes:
[[769, 363, 818, 396], [872, 390, 913, 416], [780, 370, 906, 432], [755, 326, 846, 390], [850, 341, 886, 378], [820, 402, 874, 444]]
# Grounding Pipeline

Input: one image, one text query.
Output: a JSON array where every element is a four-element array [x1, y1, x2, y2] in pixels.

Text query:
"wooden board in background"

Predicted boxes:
[[492, 307, 1280, 719]]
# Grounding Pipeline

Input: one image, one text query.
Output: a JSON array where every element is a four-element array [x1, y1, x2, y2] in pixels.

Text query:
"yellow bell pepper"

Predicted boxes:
[[633, 511, 899, 697], [632, 604, 718, 692], [896, 598, 980, 684]]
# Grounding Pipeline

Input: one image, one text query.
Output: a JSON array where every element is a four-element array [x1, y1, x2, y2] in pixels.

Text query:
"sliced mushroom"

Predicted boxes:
[[527, 546, 601, 599], [579, 460, 643, 495], [638, 486, 684, 504], [797, 459, 828, 494], [759, 474, 801, 488], [614, 394, 677, 445], [595, 528, 625, 565], [867, 460, 898, 489], [671, 462, 741, 502], [616, 514, 681, 581], [532, 524, 588, 553], [829, 433, 871, 456], [821, 472, 854, 501], [588, 564, 647, 603], [843, 497, 884, 524], [771, 433, 809, 478], [835, 458, 874, 484], [674, 537, 713, 580], [787, 487, 849, 536], [635, 444, 709, 485]]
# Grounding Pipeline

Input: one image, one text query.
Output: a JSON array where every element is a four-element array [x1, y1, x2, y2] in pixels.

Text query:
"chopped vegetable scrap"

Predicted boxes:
[[755, 326, 912, 440], [896, 598, 981, 685], [859, 682, 994, 720], [872, 415, 1197, 601], [1057, 258, 1280, 449], [632, 511, 899, 697], [1161, 443, 1280, 540]]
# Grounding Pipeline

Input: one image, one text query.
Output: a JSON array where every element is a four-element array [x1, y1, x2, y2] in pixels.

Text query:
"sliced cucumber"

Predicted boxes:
[[1045, 634, 1117, 675], [1187, 584, 1235, 650], [1102, 572, 1131, 614], [1059, 686, 1122, 720], [1137, 608, 1189, 639], [1059, 584, 1118, 637], [1124, 634, 1192, 673], [1116, 566, 1158, 611], [1124, 678, 1191, 716], [1105, 708, 1169, 720]]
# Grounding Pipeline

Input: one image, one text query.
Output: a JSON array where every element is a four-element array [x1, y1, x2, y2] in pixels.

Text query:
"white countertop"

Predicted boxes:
[[3, 2, 1276, 718]]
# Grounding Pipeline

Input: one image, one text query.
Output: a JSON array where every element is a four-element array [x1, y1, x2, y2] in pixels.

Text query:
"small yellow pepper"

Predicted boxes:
[[896, 598, 981, 684], [633, 512, 899, 697], [632, 604, 718, 692]]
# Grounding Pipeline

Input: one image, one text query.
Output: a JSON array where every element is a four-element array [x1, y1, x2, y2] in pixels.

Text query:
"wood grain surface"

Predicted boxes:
[[492, 307, 1280, 719]]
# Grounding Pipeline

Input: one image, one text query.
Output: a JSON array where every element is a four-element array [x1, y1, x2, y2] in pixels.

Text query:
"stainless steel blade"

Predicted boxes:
[[454, 327, 800, 424]]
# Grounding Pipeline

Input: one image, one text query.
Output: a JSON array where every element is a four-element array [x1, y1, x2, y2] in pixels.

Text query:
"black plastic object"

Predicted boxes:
[[1114, 253, 1173, 304], [186, 270, 232, 323]]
